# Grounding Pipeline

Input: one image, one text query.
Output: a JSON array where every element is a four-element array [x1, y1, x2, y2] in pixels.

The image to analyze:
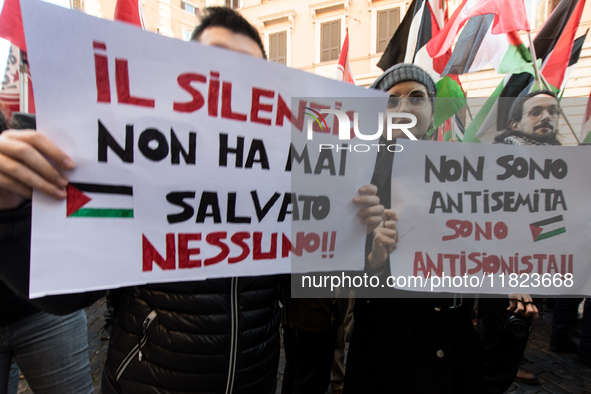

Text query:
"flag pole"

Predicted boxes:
[[465, 101, 474, 122], [527, 31, 544, 91], [18, 49, 28, 113]]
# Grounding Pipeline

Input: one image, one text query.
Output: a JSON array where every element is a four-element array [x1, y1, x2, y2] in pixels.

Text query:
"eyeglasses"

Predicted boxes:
[[522, 106, 562, 121], [387, 90, 433, 111]]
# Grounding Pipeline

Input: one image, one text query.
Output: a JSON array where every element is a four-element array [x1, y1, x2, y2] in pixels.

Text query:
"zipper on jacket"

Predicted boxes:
[[115, 310, 158, 381], [225, 277, 239, 394]]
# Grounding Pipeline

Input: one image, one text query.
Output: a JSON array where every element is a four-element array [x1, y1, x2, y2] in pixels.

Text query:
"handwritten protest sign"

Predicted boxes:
[[21, 0, 388, 297], [391, 140, 591, 296]]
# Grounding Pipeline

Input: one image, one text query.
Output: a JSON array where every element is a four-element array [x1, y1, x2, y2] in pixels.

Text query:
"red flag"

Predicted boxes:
[[0, 0, 26, 51], [114, 0, 145, 28], [334, 29, 355, 85], [427, 0, 529, 58], [541, 0, 586, 89]]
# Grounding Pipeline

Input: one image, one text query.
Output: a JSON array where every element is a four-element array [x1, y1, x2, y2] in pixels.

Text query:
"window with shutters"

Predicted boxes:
[[269, 31, 287, 65], [525, 0, 561, 29], [71, 0, 83, 10], [377, 8, 400, 53], [181, 1, 199, 15], [320, 20, 341, 62], [226, 0, 240, 9]]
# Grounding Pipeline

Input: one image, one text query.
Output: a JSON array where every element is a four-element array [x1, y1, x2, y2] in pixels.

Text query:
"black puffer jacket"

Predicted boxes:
[[102, 276, 281, 394]]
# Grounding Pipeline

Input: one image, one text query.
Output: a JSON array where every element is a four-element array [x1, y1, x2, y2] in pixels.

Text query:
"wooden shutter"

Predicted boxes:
[[321, 20, 341, 62], [269, 31, 287, 65], [377, 8, 400, 53], [277, 31, 286, 64]]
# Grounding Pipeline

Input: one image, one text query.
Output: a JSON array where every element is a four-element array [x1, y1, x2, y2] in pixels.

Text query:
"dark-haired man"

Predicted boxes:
[[478, 90, 559, 393], [99, 7, 282, 394], [190, 6, 266, 58], [2, 5, 279, 387], [0, 7, 381, 393], [494, 90, 561, 146], [0, 7, 280, 394]]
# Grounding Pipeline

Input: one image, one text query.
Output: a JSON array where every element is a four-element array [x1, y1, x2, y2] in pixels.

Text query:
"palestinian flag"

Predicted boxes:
[[67, 182, 134, 218], [376, 0, 466, 132], [426, 0, 529, 59], [442, 15, 537, 77], [462, 0, 587, 143], [376, 0, 421, 71], [465, 31, 587, 143], [581, 92, 591, 143], [540, 0, 587, 90], [529, 215, 566, 242], [558, 30, 588, 93], [377, 0, 447, 73]]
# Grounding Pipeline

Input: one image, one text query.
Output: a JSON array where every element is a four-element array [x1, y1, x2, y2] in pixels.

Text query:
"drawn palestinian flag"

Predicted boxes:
[[66, 182, 133, 218], [529, 215, 565, 242]]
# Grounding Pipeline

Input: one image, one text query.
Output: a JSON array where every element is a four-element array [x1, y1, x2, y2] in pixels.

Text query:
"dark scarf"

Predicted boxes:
[[494, 129, 560, 146]]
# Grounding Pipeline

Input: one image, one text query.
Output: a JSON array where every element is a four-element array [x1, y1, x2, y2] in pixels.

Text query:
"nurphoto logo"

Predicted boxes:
[[302, 107, 418, 153]]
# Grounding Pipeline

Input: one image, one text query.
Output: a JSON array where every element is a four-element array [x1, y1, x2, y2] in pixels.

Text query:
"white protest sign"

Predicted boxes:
[[391, 140, 591, 296], [21, 0, 388, 297]]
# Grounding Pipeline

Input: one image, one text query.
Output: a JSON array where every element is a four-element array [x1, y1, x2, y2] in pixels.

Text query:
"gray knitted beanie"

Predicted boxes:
[[369, 63, 437, 96]]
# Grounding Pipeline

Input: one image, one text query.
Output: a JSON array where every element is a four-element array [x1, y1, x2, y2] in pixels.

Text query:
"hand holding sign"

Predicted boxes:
[[0, 129, 75, 202], [354, 184, 384, 234], [367, 209, 399, 271]]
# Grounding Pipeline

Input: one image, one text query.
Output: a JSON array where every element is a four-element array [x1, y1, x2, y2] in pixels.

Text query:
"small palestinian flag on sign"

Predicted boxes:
[[529, 215, 565, 242], [66, 182, 133, 218]]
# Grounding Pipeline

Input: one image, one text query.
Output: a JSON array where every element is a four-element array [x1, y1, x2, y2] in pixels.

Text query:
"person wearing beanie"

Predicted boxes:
[[343, 64, 484, 393]]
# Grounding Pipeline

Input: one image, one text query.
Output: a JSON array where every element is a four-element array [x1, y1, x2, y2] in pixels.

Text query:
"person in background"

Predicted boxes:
[[551, 298, 590, 367], [0, 7, 382, 394], [344, 63, 484, 393], [477, 90, 556, 392]]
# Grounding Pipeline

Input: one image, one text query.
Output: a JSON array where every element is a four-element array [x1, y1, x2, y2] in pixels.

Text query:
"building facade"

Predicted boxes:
[[237, 0, 591, 144], [77, 0, 591, 142]]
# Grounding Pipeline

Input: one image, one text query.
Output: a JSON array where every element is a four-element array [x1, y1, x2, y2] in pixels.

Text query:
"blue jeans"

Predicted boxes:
[[0, 310, 92, 394], [7, 359, 18, 394]]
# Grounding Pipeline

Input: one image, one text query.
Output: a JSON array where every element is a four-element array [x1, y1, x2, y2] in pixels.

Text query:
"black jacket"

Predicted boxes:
[[102, 276, 281, 394], [344, 147, 484, 393], [0, 201, 104, 324]]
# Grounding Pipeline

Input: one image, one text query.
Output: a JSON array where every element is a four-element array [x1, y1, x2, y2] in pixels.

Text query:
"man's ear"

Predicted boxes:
[[510, 121, 520, 131]]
